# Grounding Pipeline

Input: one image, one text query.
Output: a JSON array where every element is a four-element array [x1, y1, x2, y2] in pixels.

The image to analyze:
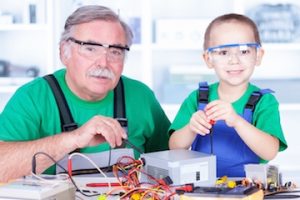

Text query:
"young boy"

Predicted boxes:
[[168, 13, 287, 177]]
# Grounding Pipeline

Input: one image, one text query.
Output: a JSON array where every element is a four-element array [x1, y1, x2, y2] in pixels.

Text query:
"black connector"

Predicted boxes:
[[162, 176, 173, 185], [140, 157, 146, 166]]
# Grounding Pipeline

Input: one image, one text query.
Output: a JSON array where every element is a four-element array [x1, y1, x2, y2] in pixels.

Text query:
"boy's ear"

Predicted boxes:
[[203, 52, 214, 69], [255, 48, 264, 66]]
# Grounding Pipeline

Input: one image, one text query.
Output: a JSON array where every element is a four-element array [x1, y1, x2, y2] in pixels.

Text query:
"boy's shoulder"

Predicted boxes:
[[248, 83, 275, 96], [248, 83, 278, 105]]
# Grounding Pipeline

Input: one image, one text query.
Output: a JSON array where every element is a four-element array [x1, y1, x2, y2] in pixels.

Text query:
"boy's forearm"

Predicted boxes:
[[169, 125, 196, 149], [234, 117, 279, 160]]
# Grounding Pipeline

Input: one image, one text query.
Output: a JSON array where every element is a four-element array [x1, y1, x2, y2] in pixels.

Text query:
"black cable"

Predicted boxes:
[[265, 194, 300, 199], [31, 143, 143, 196], [265, 190, 300, 195], [32, 152, 66, 175], [100, 146, 112, 174], [108, 146, 112, 166], [76, 140, 142, 175], [123, 139, 144, 154], [31, 151, 102, 197], [56, 140, 141, 176], [70, 166, 113, 176], [264, 190, 300, 199]]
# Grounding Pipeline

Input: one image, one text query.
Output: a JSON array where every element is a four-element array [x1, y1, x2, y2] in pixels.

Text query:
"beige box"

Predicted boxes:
[[244, 164, 279, 188]]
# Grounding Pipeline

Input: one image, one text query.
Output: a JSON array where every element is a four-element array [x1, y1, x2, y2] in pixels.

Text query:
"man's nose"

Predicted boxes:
[[94, 49, 109, 64]]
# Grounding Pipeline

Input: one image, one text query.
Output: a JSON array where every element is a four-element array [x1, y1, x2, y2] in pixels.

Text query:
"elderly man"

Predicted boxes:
[[0, 5, 170, 182]]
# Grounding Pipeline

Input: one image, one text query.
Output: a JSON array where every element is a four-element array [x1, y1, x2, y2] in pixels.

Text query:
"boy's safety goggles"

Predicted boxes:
[[206, 43, 261, 64]]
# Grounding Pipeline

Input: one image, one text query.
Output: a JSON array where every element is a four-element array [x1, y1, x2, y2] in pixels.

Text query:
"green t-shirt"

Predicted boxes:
[[0, 69, 170, 173], [169, 82, 287, 158]]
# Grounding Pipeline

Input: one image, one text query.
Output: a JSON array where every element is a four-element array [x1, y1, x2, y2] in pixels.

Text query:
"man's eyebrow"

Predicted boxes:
[[84, 39, 125, 47]]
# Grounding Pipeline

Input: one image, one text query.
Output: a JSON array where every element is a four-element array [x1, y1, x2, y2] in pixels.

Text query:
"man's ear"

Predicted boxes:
[[60, 42, 71, 65], [203, 52, 214, 69], [255, 48, 264, 66]]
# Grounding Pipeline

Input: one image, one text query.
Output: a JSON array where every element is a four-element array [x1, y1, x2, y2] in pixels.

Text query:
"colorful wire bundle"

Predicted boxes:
[[104, 155, 177, 200]]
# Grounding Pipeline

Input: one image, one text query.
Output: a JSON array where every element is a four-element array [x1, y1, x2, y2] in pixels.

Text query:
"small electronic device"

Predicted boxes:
[[140, 149, 216, 186], [0, 175, 75, 200], [244, 164, 279, 189], [180, 185, 264, 200]]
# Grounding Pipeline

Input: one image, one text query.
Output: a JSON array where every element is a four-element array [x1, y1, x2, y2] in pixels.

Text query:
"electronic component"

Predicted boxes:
[[0, 176, 75, 200], [181, 185, 264, 199], [244, 164, 279, 189], [140, 149, 216, 186]]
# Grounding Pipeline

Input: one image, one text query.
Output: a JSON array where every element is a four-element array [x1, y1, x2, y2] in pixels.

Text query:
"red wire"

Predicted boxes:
[[67, 159, 72, 177]]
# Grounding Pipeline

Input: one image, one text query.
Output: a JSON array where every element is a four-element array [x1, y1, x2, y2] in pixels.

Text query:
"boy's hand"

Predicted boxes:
[[189, 110, 212, 135], [205, 100, 240, 127]]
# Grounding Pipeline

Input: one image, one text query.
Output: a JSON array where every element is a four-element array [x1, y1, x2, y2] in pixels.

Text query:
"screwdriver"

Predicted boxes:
[[209, 119, 215, 155]]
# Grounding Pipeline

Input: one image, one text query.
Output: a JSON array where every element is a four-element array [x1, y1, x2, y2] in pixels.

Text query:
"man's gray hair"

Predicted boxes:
[[60, 5, 133, 46]]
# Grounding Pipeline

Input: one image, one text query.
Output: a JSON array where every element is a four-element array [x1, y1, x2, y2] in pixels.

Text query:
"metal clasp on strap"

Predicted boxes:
[[62, 123, 78, 132], [117, 118, 127, 128], [198, 82, 209, 104], [116, 118, 128, 148]]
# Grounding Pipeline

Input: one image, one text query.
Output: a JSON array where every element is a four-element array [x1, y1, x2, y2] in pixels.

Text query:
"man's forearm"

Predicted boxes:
[[0, 132, 76, 182]]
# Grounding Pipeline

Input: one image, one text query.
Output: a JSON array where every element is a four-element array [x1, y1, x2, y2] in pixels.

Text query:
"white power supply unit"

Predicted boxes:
[[0, 176, 75, 200], [140, 149, 216, 186]]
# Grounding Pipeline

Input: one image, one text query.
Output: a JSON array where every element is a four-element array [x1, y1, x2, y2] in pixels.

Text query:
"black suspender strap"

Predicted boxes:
[[198, 82, 209, 110], [243, 89, 274, 123], [197, 82, 213, 154], [114, 78, 127, 128], [245, 91, 263, 111], [114, 78, 127, 148], [44, 75, 127, 132], [245, 89, 274, 111], [44, 74, 78, 132]]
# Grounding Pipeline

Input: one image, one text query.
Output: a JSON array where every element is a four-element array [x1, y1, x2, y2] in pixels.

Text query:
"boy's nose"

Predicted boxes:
[[228, 53, 240, 64]]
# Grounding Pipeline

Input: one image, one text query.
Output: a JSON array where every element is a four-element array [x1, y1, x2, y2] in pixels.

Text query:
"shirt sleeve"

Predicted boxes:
[[0, 87, 40, 141], [253, 93, 288, 152], [168, 90, 198, 135]]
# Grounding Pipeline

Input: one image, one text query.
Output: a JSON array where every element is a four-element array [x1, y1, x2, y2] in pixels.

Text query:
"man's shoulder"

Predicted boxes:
[[16, 76, 48, 93], [20, 69, 65, 91], [121, 76, 152, 91], [4, 76, 50, 109]]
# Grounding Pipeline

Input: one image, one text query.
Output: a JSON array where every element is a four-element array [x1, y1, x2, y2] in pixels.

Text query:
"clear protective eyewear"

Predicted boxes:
[[206, 43, 260, 64], [68, 37, 130, 62]]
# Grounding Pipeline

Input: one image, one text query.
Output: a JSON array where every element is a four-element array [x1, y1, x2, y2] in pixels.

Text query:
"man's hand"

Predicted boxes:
[[71, 115, 127, 148]]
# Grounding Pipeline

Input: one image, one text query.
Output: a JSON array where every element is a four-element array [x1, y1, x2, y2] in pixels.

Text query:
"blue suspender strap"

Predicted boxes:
[[243, 89, 274, 123], [259, 88, 274, 95], [192, 82, 209, 151]]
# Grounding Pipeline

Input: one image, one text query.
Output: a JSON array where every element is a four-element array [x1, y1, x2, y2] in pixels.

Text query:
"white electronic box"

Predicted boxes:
[[140, 149, 216, 186], [0, 176, 75, 200]]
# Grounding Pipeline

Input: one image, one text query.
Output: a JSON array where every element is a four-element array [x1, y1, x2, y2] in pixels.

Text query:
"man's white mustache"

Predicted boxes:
[[87, 67, 115, 80]]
